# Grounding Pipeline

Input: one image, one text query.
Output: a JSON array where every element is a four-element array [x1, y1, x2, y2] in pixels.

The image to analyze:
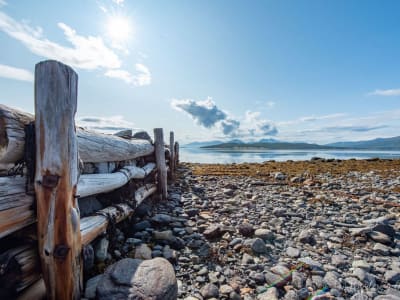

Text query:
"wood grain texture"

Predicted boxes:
[[77, 163, 156, 198], [34, 60, 81, 300], [0, 177, 35, 238], [0, 105, 33, 164], [169, 131, 175, 181], [154, 128, 168, 200], [0, 105, 154, 164]]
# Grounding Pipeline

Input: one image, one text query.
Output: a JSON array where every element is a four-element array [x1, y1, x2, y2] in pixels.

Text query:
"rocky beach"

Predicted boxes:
[[87, 158, 400, 300]]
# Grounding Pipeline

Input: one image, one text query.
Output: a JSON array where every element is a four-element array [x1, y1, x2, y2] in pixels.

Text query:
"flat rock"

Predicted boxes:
[[97, 258, 177, 300], [203, 224, 222, 239], [257, 287, 278, 300]]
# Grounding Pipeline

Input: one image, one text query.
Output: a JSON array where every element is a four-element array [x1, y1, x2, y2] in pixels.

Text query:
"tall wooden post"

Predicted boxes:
[[34, 60, 82, 299], [154, 128, 168, 200], [169, 131, 175, 182], [174, 141, 179, 166]]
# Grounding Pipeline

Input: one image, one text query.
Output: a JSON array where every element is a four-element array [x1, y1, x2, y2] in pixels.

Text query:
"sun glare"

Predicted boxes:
[[105, 15, 133, 44]]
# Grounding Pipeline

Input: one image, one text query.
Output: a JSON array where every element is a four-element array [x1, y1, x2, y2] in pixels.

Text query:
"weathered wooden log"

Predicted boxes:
[[77, 163, 156, 198], [154, 128, 168, 200], [34, 60, 82, 299], [77, 130, 153, 163], [113, 129, 132, 139], [0, 105, 154, 164], [17, 279, 46, 300], [174, 141, 179, 165], [0, 105, 33, 164], [0, 177, 35, 238], [169, 131, 175, 181], [0, 244, 41, 296]]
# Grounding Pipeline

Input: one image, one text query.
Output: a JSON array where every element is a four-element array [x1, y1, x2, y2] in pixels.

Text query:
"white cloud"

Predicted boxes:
[[77, 115, 136, 133], [0, 63, 33, 82], [368, 89, 400, 96], [266, 101, 275, 108], [99, 5, 108, 13], [0, 11, 121, 70], [299, 113, 347, 122], [104, 63, 151, 86], [112, 0, 124, 5], [171, 98, 277, 138], [0, 0, 6, 7], [133, 63, 151, 86]]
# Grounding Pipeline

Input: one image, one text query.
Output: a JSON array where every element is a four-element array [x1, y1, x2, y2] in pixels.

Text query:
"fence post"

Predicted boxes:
[[174, 141, 179, 166], [154, 128, 168, 200], [169, 131, 175, 182], [34, 60, 82, 299]]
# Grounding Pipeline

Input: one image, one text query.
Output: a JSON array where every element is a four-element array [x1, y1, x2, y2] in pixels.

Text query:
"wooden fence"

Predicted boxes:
[[0, 60, 179, 299]]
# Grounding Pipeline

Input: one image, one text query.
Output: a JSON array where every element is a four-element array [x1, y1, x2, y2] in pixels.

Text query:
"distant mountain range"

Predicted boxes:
[[183, 136, 400, 151]]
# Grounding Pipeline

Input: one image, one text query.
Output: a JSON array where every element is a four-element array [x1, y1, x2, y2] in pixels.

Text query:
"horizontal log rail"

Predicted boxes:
[[77, 163, 156, 198], [0, 105, 154, 164], [0, 60, 179, 299]]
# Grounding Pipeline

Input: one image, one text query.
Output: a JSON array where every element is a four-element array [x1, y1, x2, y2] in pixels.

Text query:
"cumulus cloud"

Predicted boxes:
[[243, 111, 278, 136], [0, 12, 121, 70], [0, 64, 33, 82], [77, 115, 137, 133], [171, 98, 278, 138], [171, 98, 227, 128], [220, 119, 240, 135], [368, 89, 400, 96], [104, 64, 151, 86], [0, 11, 152, 86]]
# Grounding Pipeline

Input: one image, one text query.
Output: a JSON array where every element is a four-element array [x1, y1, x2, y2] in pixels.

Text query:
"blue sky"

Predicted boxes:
[[0, 0, 399, 144]]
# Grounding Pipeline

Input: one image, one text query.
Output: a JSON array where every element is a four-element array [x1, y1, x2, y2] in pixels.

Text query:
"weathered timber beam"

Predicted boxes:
[[154, 128, 168, 200], [80, 184, 156, 245], [17, 279, 46, 300], [169, 131, 175, 182], [77, 163, 156, 198], [0, 176, 35, 238], [34, 60, 81, 299], [0, 105, 154, 164]]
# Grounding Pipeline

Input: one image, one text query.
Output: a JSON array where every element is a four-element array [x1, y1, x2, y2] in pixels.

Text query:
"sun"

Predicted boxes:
[[105, 15, 133, 44]]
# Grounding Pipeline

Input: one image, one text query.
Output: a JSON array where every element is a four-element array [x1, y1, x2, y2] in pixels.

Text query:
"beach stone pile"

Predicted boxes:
[[85, 163, 400, 300]]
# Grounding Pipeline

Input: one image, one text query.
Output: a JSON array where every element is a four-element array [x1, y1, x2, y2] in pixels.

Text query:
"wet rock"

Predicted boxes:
[[97, 258, 177, 300]]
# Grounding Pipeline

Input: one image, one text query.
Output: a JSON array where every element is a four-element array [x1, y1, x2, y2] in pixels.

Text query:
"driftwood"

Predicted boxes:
[[34, 60, 82, 299], [17, 279, 45, 300], [77, 163, 156, 198], [154, 128, 168, 200], [0, 177, 35, 239], [0, 244, 41, 296], [0, 163, 157, 238], [81, 184, 156, 245], [169, 132, 175, 181], [0, 105, 154, 164]]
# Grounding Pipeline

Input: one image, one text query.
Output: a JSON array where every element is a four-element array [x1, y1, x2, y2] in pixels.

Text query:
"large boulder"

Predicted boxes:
[[97, 257, 177, 300]]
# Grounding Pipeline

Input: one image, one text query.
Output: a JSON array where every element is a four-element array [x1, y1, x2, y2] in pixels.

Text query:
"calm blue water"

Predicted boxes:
[[180, 147, 400, 163]]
